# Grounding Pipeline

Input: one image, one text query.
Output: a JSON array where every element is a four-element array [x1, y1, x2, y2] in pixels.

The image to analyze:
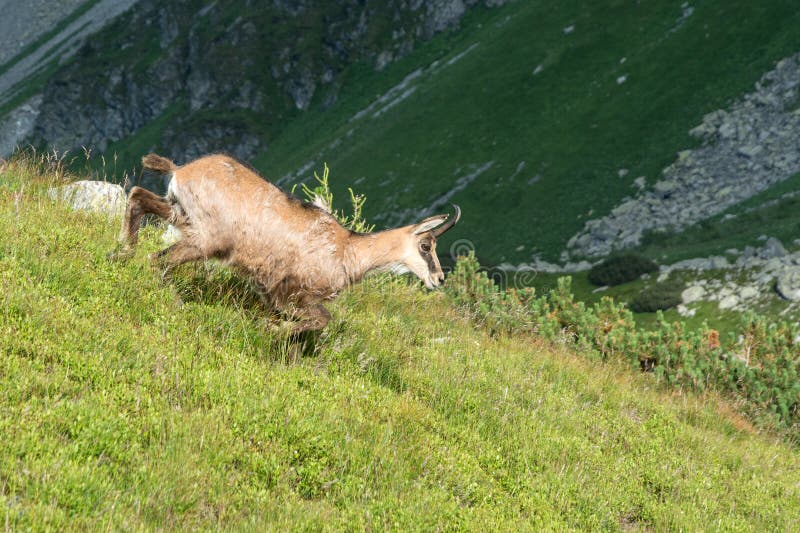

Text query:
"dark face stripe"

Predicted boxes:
[[422, 250, 438, 273]]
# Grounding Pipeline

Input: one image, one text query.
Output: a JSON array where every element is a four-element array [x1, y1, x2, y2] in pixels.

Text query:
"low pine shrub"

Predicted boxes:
[[588, 253, 658, 286], [629, 280, 684, 313]]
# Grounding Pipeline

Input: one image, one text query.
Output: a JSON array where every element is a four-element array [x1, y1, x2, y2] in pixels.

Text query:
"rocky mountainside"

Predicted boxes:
[[0, 0, 87, 65], [0, 0, 140, 155], [23, 0, 503, 168], [567, 53, 800, 259]]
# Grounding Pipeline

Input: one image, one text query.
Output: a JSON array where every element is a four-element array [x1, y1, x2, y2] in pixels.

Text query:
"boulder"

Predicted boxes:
[[776, 268, 800, 301], [48, 180, 126, 217], [681, 285, 706, 304], [739, 286, 760, 300], [761, 237, 787, 259], [718, 294, 739, 310]]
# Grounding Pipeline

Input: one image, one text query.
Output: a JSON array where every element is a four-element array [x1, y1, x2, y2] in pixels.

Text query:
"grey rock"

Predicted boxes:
[[0, 94, 42, 157], [776, 268, 800, 301], [23, 1, 506, 164], [653, 180, 677, 197], [561, 260, 592, 273], [761, 237, 787, 259], [566, 52, 800, 259], [710, 256, 730, 269], [763, 257, 785, 272], [718, 121, 737, 139], [737, 144, 763, 159], [739, 286, 760, 300], [424, 0, 466, 36], [689, 122, 716, 139]]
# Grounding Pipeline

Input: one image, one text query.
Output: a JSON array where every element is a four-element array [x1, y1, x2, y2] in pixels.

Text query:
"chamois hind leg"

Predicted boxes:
[[270, 303, 332, 336], [274, 304, 331, 362], [113, 186, 173, 259], [150, 239, 209, 280]]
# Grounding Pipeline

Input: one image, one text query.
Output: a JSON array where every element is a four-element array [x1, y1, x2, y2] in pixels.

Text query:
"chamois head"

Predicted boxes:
[[400, 205, 461, 289]]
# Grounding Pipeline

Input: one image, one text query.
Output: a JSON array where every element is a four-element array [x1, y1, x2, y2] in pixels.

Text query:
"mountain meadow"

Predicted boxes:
[[0, 154, 798, 530], [2, 0, 800, 530]]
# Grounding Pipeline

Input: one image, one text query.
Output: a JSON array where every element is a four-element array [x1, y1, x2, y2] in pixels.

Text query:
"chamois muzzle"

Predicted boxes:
[[432, 204, 461, 237]]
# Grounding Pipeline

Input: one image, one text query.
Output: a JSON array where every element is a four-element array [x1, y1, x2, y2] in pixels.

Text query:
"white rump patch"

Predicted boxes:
[[161, 224, 182, 245], [165, 174, 179, 202]]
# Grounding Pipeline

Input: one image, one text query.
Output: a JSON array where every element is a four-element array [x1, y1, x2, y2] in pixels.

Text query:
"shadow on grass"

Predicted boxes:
[[165, 263, 323, 363]]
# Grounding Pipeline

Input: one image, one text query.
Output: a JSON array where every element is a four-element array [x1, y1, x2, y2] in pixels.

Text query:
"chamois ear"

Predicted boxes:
[[412, 205, 461, 236], [412, 214, 449, 235]]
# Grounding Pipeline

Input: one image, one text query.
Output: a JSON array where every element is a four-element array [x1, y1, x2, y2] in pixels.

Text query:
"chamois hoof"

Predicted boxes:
[[108, 245, 134, 262]]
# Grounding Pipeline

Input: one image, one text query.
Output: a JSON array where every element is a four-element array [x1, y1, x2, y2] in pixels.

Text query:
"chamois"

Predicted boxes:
[[116, 153, 461, 334]]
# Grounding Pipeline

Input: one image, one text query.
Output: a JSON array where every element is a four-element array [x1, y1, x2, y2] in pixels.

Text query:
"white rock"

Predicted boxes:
[[718, 295, 739, 310], [681, 285, 706, 304], [48, 180, 126, 217], [739, 286, 759, 300]]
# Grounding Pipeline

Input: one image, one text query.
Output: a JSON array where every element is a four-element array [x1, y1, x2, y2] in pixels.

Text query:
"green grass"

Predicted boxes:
[[1, 158, 799, 529]]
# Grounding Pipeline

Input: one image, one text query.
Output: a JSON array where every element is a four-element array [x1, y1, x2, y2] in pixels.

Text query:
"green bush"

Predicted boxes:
[[587, 253, 659, 286], [629, 281, 684, 313]]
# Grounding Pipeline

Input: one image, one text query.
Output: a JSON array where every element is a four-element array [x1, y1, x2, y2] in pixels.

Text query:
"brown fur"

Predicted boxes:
[[117, 153, 459, 334]]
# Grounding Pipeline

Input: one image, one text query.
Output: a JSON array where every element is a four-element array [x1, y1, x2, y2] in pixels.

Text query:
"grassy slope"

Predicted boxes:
[[260, 0, 800, 264], [2, 160, 799, 530]]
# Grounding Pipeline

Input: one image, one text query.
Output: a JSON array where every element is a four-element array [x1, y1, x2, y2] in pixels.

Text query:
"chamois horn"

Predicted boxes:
[[432, 204, 461, 237]]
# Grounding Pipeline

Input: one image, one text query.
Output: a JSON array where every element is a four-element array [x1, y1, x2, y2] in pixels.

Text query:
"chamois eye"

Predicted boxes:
[[420, 242, 431, 253]]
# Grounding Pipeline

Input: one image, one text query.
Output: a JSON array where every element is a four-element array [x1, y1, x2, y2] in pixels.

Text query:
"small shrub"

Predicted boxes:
[[629, 280, 684, 313], [588, 253, 658, 286], [300, 163, 373, 233]]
